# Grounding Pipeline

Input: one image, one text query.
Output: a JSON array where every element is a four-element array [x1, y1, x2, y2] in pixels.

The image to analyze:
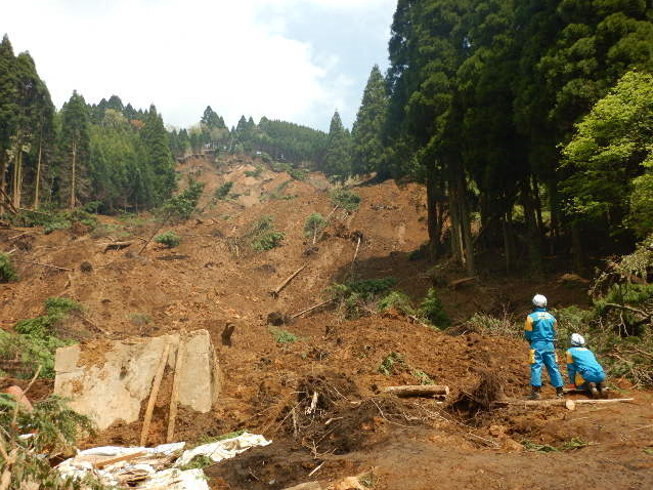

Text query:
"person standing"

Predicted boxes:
[[524, 294, 565, 400]]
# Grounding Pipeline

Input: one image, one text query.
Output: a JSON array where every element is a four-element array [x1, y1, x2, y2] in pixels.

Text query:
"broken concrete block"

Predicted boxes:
[[54, 330, 220, 430]]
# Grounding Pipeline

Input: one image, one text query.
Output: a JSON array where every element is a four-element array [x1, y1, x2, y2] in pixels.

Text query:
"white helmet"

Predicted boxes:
[[571, 333, 586, 347], [532, 294, 547, 308]]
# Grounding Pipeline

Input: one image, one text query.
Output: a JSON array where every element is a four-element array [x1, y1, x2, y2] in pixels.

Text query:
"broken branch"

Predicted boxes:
[[140, 343, 171, 446], [270, 264, 307, 297], [291, 299, 334, 319]]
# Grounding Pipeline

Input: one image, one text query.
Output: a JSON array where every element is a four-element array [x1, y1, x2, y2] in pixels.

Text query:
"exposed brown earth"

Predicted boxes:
[[1, 156, 651, 489]]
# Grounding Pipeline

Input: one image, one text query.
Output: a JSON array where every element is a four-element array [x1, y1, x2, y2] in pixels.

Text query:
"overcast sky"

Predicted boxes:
[[1, 0, 396, 131]]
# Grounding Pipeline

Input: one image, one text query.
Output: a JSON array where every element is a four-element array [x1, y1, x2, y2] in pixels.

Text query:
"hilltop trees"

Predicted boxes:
[[351, 65, 388, 176]]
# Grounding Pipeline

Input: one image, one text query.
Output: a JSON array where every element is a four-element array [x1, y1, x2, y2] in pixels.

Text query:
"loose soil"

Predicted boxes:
[[1, 155, 651, 489]]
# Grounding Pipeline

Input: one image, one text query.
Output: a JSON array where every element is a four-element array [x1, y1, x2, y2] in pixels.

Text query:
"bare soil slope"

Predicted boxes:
[[1, 156, 651, 489]]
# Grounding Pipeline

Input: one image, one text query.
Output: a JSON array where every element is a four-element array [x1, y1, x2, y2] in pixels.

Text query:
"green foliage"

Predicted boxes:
[[0, 252, 18, 282], [5, 297, 81, 378], [330, 277, 398, 319], [179, 455, 213, 471], [330, 188, 361, 211], [248, 215, 285, 252], [322, 111, 352, 180], [464, 313, 520, 337], [561, 71, 653, 236], [379, 352, 405, 376], [419, 288, 450, 328], [377, 290, 415, 316], [522, 438, 590, 453], [160, 180, 204, 222], [269, 327, 298, 344], [304, 213, 326, 241], [154, 230, 181, 248], [244, 165, 263, 178], [0, 394, 97, 489], [215, 181, 234, 200], [11, 207, 98, 235], [352, 65, 388, 176]]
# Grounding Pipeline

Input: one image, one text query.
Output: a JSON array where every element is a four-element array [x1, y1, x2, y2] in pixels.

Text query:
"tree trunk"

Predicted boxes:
[[571, 220, 585, 274], [426, 165, 445, 260], [33, 132, 43, 210], [70, 140, 77, 209], [521, 177, 542, 276], [11, 148, 21, 210]]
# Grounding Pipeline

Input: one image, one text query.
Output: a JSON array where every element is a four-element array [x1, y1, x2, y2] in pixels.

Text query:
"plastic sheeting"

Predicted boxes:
[[56, 433, 271, 489]]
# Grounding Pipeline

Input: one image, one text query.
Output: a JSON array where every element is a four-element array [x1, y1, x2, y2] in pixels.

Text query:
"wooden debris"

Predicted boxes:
[[383, 385, 450, 398], [270, 264, 307, 297], [166, 344, 184, 443], [494, 397, 635, 408], [140, 343, 171, 447], [221, 323, 236, 346], [103, 241, 133, 253], [95, 451, 148, 469], [16, 259, 72, 272], [448, 276, 477, 289], [291, 299, 334, 319]]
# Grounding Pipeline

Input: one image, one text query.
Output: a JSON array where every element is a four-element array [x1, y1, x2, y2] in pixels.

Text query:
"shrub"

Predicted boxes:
[[160, 180, 204, 222], [304, 213, 326, 243], [464, 312, 519, 337], [288, 167, 308, 181], [269, 327, 298, 344], [330, 188, 361, 211], [252, 231, 284, 251], [329, 277, 397, 319], [155, 231, 181, 248], [0, 252, 18, 282], [215, 181, 234, 200], [244, 166, 263, 178], [378, 291, 415, 316], [248, 216, 284, 252], [419, 288, 450, 328], [379, 352, 404, 375]]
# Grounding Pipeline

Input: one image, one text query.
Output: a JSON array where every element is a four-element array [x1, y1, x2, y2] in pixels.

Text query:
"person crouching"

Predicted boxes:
[[566, 333, 606, 398], [525, 294, 565, 400]]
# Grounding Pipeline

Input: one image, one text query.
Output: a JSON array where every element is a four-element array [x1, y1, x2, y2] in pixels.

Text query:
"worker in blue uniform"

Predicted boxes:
[[566, 333, 606, 398], [524, 294, 565, 400]]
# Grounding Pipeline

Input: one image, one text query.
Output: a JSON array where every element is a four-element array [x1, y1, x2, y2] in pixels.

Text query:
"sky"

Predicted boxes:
[[1, 0, 397, 132]]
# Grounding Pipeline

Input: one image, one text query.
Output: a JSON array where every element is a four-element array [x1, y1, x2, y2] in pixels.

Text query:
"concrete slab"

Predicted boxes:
[[54, 330, 221, 430]]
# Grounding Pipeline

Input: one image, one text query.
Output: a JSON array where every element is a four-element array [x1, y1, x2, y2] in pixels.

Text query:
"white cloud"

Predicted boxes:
[[1, 0, 395, 130]]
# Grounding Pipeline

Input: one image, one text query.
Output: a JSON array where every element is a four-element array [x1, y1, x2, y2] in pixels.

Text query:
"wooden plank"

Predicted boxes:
[[140, 342, 171, 446], [95, 451, 148, 469], [166, 343, 184, 443]]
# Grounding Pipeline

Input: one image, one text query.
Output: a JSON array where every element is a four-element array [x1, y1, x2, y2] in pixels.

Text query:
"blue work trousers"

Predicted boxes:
[[530, 341, 564, 388]]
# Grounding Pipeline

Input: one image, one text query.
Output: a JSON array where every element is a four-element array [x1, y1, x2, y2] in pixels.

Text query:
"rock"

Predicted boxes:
[[282, 483, 323, 490], [333, 477, 364, 490], [54, 329, 221, 430]]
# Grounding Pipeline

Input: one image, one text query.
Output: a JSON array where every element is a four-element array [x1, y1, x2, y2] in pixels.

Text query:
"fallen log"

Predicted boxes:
[[383, 385, 450, 398], [448, 276, 477, 289], [140, 343, 171, 446], [270, 264, 307, 297], [103, 241, 133, 253], [494, 397, 634, 408], [290, 299, 334, 319]]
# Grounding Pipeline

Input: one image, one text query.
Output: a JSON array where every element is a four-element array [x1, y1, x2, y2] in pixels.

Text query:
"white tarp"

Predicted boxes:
[[56, 433, 271, 489], [175, 432, 272, 467]]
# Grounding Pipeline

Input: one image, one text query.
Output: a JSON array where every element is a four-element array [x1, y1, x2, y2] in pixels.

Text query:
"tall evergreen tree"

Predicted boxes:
[[59, 91, 91, 208], [141, 104, 175, 204], [322, 111, 352, 180], [352, 65, 388, 176]]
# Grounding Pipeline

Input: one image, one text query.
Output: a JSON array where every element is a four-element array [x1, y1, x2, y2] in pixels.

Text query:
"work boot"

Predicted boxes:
[[528, 386, 541, 400], [596, 382, 606, 398], [588, 382, 600, 398], [555, 386, 565, 398]]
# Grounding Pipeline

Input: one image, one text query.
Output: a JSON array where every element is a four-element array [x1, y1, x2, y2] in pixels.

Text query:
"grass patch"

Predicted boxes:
[[215, 181, 234, 200], [244, 166, 263, 178], [248, 216, 285, 252]]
